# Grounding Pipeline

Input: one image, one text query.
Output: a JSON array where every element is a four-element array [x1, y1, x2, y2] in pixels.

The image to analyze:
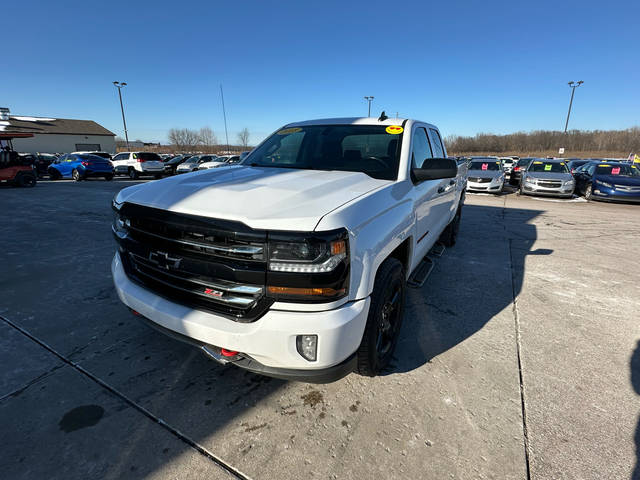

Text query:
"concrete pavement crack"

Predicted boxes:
[[503, 194, 532, 480], [0, 313, 252, 480]]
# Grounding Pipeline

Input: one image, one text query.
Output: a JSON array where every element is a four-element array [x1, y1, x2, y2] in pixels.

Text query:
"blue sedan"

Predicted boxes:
[[574, 162, 640, 202], [48, 153, 114, 181]]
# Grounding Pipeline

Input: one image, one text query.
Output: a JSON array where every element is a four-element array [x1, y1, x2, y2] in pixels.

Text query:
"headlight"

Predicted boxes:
[[563, 179, 575, 186], [525, 177, 536, 184], [112, 201, 129, 239], [266, 229, 349, 302], [595, 180, 612, 188]]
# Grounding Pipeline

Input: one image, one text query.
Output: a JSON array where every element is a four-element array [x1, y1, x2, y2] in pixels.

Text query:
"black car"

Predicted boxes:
[[509, 157, 535, 186], [163, 154, 192, 175], [566, 159, 590, 174], [18, 153, 58, 177]]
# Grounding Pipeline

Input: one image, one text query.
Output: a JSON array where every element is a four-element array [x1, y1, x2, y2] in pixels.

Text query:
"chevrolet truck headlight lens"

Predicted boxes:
[[112, 206, 129, 239], [269, 239, 346, 273], [266, 229, 349, 302]]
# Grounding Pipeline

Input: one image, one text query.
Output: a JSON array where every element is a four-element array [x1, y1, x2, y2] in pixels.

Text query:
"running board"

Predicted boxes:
[[407, 256, 434, 288], [407, 243, 445, 288]]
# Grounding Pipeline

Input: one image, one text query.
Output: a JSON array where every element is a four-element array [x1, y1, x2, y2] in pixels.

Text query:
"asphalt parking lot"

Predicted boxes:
[[1, 179, 639, 480]]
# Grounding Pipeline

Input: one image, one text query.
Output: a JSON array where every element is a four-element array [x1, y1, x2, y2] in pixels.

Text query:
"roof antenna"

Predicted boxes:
[[378, 111, 388, 122]]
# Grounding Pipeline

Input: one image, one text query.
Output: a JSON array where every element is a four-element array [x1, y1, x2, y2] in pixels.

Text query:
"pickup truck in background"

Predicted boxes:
[[111, 116, 466, 382]]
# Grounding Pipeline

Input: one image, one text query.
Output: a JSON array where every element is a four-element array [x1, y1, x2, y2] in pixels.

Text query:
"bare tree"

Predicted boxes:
[[168, 128, 200, 150], [198, 126, 217, 150], [237, 128, 250, 148]]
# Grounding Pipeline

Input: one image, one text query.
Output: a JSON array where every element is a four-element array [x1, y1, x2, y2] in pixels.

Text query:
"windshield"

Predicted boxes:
[[469, 160, 501, 171], [528, 161, 568, 173], [595, 164, 639, 176], [184, 156, 200, 163], [243, 124, 403, 180]]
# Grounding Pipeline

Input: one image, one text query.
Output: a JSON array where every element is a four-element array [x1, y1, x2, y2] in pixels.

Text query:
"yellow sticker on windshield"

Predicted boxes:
[[533, 161, 543, 164], [544, 164, 552, 171], [276, 127, 302, 135], [386, 125, 403, 134], [598, 164, 608, 167], [560, 162, 565, 165]]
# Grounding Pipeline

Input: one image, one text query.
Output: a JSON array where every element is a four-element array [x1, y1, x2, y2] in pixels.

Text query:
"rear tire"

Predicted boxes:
[[72, 169, 82, 181], [356, 257, 405, 377], [440, 200, 463, 247], [17, 172, 37, 187], [104, 174, 114, 181], [128, 168, 139, 180]]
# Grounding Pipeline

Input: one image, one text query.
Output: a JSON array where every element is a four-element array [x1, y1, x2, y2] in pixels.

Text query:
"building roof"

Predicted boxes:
[[1, 116, 115, 136]]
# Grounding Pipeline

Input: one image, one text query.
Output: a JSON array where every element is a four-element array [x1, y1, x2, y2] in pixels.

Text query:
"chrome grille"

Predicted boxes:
[[614, 185, 640, 192], [537, 181, 562, 188], [468, 177, 492, 183]]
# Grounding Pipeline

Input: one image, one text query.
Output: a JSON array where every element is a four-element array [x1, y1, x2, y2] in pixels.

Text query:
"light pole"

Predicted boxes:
[[364, 96, 374, 117], [564, 81, 584, 133], [113, 81, 130, 150]]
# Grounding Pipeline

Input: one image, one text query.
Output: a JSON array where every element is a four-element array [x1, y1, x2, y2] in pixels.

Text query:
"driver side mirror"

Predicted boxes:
[[412, 157, 458, 182]]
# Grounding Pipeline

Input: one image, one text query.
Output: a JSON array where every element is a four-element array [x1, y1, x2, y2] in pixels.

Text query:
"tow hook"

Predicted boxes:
[[201, 345, 243, 364]]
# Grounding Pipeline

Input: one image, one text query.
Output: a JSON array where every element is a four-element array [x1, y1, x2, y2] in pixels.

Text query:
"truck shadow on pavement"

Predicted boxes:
[[388, 203, 550, 374], [631, 341, 640, 480]]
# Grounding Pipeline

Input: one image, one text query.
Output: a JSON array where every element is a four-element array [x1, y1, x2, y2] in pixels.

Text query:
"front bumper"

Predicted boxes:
[[466, 181, 503, 192], [521, 183, 574, 197], [112, 252, 369, 377], [591, 187, 640, 203]]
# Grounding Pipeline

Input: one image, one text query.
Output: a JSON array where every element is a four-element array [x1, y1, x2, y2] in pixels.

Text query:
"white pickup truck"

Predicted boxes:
[[111, 116, 465, 382]]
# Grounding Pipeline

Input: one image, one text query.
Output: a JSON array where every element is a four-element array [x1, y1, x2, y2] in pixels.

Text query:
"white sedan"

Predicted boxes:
[[198, 155, 241, 170]]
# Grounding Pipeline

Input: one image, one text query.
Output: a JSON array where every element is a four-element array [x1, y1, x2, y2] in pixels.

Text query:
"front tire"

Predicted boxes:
[[356, 257, 406, 377], [104, 174, 114, 181], [72, 169, 82, 181], [128, 168, 139, 180], [154, 173, 162, 179], [49, 169, 61, 180], [584, 184, 593, 201]]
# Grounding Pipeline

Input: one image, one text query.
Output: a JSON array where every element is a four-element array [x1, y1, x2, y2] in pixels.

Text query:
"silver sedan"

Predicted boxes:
[[519, 160, 575, 197], [466, 159, 505, 194]]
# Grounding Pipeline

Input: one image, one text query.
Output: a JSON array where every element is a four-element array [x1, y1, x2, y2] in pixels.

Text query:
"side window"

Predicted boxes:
[[586, 164, 596, 176], [114, 154, 125, 161], [65, 155, 75, 162], [428, 128, 445, 158], [411, 128, 433, 169]]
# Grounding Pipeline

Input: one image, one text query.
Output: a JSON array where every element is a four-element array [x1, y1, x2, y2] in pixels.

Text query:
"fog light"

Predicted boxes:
[[296, 335, 317, 361]]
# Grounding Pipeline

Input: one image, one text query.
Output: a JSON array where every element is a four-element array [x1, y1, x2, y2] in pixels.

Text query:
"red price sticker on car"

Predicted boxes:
[[481, 163, 488, 170], [611, 167, 620, 175]]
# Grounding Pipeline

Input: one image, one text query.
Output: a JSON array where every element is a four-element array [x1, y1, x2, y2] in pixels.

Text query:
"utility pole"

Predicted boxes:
[[220, 85, 230, 153], [113, 81, 130, 150], [364, 96, 374, 117], [564, 81, 584, 133]]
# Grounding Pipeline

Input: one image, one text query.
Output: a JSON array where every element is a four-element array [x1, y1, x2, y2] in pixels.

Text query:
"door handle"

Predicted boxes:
[[449, 180, 456, 185], [437, 186, 445, 193]]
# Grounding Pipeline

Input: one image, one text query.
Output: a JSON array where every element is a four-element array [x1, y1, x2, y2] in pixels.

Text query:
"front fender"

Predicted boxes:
[[316, 182, 414, 299]]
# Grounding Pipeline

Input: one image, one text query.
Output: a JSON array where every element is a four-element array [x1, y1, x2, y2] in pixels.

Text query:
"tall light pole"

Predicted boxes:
[[364, 96, 374, 117], [220, 84, 230, 153], [564, 80, 584, 133], [113, 81, 130, 150]]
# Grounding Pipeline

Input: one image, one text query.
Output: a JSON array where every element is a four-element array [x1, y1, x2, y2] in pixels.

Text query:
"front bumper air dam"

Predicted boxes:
[[112, 252, 369, 376]]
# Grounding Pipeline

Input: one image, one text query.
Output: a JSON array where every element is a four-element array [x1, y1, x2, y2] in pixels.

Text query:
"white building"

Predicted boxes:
[[2, 114, 116, 154]]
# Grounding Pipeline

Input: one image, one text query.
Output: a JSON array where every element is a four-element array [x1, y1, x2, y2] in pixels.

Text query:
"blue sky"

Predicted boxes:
[[4, 0, 639, 144]]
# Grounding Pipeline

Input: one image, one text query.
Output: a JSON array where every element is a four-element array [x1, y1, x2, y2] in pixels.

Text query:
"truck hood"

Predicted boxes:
[[115, 166, 390, 231]]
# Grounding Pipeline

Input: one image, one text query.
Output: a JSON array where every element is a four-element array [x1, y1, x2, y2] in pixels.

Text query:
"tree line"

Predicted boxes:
[[445, 127, 640, 155], [167, 126, 251, 151]]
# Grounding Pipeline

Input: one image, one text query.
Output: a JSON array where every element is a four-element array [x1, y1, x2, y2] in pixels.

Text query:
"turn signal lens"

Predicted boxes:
[[330, 240, 346, 256], [267, 286, 345, 297]]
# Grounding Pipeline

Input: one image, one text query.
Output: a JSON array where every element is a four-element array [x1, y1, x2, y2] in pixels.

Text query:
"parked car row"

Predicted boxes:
[[458, 155, 640, 203]]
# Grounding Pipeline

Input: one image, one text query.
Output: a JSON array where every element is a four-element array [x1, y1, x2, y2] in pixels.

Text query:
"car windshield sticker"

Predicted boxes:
[[132, 153, 137, 159], [544, 164, 552, 171], [481, 163, 488, 170], [276, 127, 302, 135], [598, 164, 608, 167], [534, 161, 543, 164], [560, 162, 565, 165], [611, 167, 620, 175], [386, 125, 403, 134]]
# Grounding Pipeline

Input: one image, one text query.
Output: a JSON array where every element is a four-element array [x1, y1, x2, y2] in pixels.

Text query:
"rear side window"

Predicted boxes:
[[428, 128, 445, 158], [411, 128, 433, 169]]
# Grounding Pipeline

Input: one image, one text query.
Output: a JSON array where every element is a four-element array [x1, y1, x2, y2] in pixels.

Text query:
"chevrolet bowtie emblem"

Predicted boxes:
[[148, 251, 182, 270]]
